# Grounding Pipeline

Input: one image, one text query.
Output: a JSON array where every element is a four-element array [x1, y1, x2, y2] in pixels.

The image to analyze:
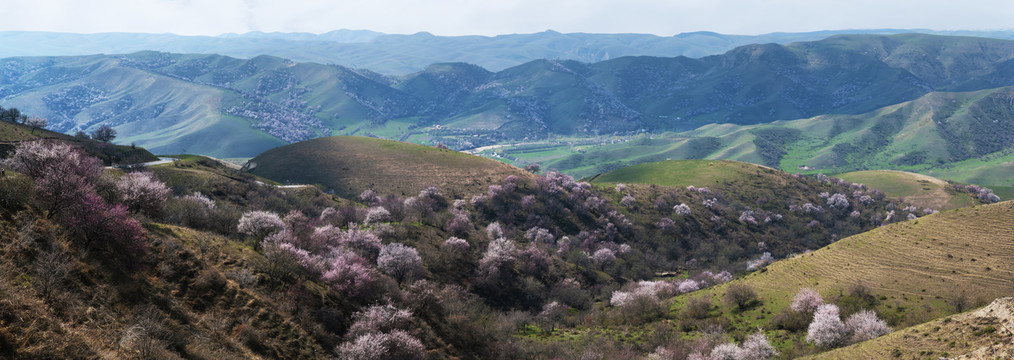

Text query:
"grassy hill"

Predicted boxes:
[[248, 136, 533, 199], [670, 200, 1014, 356], [835, 170, 979, 211]]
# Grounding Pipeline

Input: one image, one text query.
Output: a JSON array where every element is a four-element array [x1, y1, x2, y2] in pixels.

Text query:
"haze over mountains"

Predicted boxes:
[[3, 29, 1014, 75]]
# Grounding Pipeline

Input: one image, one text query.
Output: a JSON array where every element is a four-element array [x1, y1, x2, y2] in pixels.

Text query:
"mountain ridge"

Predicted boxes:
[[3, 33, 1014, 161]]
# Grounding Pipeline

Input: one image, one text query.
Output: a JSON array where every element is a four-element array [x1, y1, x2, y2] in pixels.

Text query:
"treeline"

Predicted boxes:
[[0, 105, 28, 123]]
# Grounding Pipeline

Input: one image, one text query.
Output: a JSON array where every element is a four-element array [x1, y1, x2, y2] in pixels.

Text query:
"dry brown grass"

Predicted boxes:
[[249, 136, 534, 199], [736, 201, 1014, 306]]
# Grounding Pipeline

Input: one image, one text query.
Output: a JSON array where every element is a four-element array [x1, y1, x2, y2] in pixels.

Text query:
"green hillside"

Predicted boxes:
[[835, 170, 978, 211], [528, 86, 1014, 188], [248, 136, 533, 199]]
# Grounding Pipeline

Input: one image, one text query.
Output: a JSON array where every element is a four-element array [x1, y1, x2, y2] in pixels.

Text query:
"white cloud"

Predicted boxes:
[[0, 0, 1011, 36]]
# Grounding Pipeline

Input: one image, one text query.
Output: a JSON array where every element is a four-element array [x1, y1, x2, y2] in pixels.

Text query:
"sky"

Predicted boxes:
[[1, 0, 1012, 36]]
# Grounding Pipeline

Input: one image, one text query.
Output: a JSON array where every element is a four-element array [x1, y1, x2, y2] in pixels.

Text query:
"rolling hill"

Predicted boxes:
[[247, 136, 533, 199], [4, 34, 1014, 160], [531, 85, 1014, 188]]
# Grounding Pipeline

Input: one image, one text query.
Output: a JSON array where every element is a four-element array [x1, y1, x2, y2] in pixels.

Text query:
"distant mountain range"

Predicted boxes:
[[3, 29, 1014, 75], [2, 33, 1014, 161]]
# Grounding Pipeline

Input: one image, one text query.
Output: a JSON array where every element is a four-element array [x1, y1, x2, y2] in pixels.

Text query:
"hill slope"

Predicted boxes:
[[669, 200, 1014, 355], [247, 136, 533, 198], [537, 85, 1014, 187]]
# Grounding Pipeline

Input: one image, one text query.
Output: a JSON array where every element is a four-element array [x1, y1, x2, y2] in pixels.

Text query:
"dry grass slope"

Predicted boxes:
[[677, 201, 1014, 356], [738, 200, 1014, 304], [249, 136, 533, 198]]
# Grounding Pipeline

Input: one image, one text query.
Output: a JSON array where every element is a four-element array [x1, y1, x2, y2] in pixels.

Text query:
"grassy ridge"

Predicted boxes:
[[249, 136, 533, 198], [836, 170, 979, 210]]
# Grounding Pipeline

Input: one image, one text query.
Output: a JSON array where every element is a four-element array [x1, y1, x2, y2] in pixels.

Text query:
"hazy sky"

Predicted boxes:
[[2, 0, 1012, 36]]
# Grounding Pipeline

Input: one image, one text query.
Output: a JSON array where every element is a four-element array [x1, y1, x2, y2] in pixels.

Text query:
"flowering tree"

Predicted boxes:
[[827, 193, 850, 209], [321, 251, 379, 299], [740, 332, 778, 360], [745, 252, 773, 271], [25, 116, 47, 134], [68, 192, 147, 267], [336, 330, 424, 360], [790, 288, 823, 313], [486, 222, 504, 240], [710, 343, 743, 360], [359, 190, 381, 205], [806, 304, 847, 348], [445, 211, 473, 236], [116, 172, 170, 215], [377, 243, 423, 283], [364, 206, 391, 225], [592, 248, 616, 268], [182, 192, 215, 209], [524, 226, 555, 244], [477, 237, 518, 286], [620, 194, 635, 207], [237, 210, 285, 240], [845, 310, 891, 343], [673, 203, 691, 216], [346, 304, 415, 339], [443, 236, 469, 252], [6, 140, 102, 217]]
